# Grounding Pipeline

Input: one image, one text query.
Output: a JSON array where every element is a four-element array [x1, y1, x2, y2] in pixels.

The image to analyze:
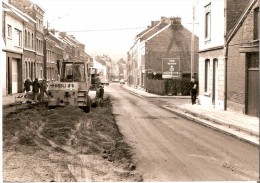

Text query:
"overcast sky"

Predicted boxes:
[[33, 0, 199, 61]]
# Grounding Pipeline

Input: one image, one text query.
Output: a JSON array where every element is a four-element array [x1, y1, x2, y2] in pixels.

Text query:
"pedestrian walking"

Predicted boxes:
[[190, 76, 198, 105], [40, 79, 48, 100], [23, 78, 32, 97], [32, 78, 41, 101]]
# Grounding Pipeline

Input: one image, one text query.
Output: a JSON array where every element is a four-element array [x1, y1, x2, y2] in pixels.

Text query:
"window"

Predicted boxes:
[[14, 28, 22, 47], [204, 59, 210, 93], [31, 33, 34, 50], [36, 17, 43, 32], [7, 25, 12, 38], [254, 7, 259, 40], [205, 4, 211, 40], [25, 30, 27, 47], [28, 32, 30, 48], [61, 62, 86, 82]]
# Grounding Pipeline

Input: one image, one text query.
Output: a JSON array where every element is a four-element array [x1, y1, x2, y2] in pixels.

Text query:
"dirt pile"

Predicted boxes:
[[3, 98, 142, 182]]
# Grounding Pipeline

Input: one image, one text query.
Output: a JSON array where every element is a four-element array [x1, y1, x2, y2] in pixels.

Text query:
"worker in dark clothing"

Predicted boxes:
[[40, 79, 48, 100], [32, 78, 41, 101], [23, 78, 32, 97], [190, 76, 198, 105]]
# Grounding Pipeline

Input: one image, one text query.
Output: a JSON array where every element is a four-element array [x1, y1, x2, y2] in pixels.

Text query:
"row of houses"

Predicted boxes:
[[127, 0, 259, 117], [2, 0, 91, 97]]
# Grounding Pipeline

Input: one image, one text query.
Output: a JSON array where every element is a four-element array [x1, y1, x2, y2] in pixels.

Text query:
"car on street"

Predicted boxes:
[[119, 79, 125, 84], [114, 79, 119, 83], [101, 80, 109, 85]]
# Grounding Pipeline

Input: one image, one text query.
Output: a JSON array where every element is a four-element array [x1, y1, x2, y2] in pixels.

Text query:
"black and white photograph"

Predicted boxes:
[[1, 0, 259, 181]]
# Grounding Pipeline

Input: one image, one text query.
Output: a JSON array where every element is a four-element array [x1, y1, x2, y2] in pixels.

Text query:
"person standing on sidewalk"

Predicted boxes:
[[32, 78, 41, 101], [190, 76, 198, 105]]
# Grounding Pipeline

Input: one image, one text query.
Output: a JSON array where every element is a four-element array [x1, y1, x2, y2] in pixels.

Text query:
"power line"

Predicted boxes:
[[57, 22, 199, 32], [63, 27, 147, 32]]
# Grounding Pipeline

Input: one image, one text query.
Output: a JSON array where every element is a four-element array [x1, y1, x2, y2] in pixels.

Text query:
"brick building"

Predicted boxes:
[[226, 0, 259, 117], [127, 17, 199, 92], [8, 0, 45, 83], [44, 29, 64, 81], [198, 0, 259, 117]]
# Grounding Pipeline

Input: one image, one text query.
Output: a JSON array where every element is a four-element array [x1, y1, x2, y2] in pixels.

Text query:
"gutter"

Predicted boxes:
[[224, 0, 227, 111]]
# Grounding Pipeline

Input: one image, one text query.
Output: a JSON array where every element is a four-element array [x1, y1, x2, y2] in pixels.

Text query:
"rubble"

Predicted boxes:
[[3, 98, 142, 182]]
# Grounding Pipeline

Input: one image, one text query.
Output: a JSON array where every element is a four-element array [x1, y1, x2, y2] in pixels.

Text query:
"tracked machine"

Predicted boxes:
[[47, 60, 93, 112]]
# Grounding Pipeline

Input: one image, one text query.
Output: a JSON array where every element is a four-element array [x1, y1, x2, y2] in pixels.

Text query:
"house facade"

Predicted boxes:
[[31, 3, 45, 80], [226, 0, 259, 117], [44, 29, 64, 81], [198, 0, 259, 117], [198, 1, 226, 109], [23, 11, 37, 81], [2, 1, 28, 95]]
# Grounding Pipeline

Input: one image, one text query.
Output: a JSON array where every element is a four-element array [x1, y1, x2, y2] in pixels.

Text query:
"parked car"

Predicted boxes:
[[102, 80, 109, 85], [119, 79, 125, 84]]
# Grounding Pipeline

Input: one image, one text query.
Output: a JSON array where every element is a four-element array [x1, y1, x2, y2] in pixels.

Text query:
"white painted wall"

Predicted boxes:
[[1, 37, 7, 96], [198, 0, 225, 110], [5, 13, 24, 53], [198, 0, 225, 51]]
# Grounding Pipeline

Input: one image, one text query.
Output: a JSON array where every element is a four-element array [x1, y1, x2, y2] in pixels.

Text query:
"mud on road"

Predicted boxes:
[[3, 98, 142, 182]]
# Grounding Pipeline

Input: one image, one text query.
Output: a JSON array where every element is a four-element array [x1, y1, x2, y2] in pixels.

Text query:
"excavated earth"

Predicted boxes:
[[2, 98, 143, 182]]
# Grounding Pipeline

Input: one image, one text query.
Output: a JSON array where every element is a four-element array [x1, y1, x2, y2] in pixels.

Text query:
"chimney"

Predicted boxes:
[[161, 16, 172, 25], [151, 21, 159, 27], [50, 29, 55, 34], [170, 17, 182, 25]]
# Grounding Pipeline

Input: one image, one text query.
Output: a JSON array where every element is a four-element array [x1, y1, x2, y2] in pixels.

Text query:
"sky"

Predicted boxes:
[[33, 0, 200, 61]]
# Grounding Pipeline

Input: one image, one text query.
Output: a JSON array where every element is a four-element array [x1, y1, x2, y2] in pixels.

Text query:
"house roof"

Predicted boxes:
[[47, 31, 65, 44], [141, 22, 169, 41], [146, 24, 171, 41], [227, 0, 259, 43], [128, 20, 164, 52], [136, 26, 154, 39], [3, 1, 36, 23], [3, 1, 29, 22]]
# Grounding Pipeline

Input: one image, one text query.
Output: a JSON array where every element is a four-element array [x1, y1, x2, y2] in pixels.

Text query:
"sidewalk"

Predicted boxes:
[[122, 84, 259, 146]]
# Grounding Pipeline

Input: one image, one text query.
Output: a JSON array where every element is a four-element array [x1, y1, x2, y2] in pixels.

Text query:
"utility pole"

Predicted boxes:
[[191, 3, 195, 79]]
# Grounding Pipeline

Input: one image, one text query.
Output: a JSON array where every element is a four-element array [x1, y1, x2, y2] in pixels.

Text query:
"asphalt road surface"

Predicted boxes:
[[105, 83, 259, 181]]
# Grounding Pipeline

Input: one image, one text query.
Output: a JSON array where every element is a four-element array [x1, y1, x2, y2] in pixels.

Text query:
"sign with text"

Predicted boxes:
[[162, 58, 180, 79]]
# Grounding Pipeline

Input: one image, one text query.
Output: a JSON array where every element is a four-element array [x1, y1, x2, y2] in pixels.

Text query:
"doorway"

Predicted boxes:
[[212, 59, 218, 106], [12, 59, 18, 93], [247, 52, 259, 117]]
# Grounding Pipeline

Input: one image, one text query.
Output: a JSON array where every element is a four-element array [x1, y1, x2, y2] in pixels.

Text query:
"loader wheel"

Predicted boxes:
[[83, 95, 92, 113], [82, 106, 91, 113]]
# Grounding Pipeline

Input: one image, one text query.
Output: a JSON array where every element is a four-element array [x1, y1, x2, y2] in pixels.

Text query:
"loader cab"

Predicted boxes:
[[60, 62, 86, 82]]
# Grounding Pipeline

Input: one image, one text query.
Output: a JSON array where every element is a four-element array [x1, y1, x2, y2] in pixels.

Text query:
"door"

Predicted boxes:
[[12, 59, 18, 93], [247, 52, 259, 117], [247, 69, 259, 117], [212, 59, 218, 105]]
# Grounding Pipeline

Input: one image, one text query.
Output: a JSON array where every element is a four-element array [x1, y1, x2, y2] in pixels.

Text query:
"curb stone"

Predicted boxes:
[[161, 105, 259, 147]]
